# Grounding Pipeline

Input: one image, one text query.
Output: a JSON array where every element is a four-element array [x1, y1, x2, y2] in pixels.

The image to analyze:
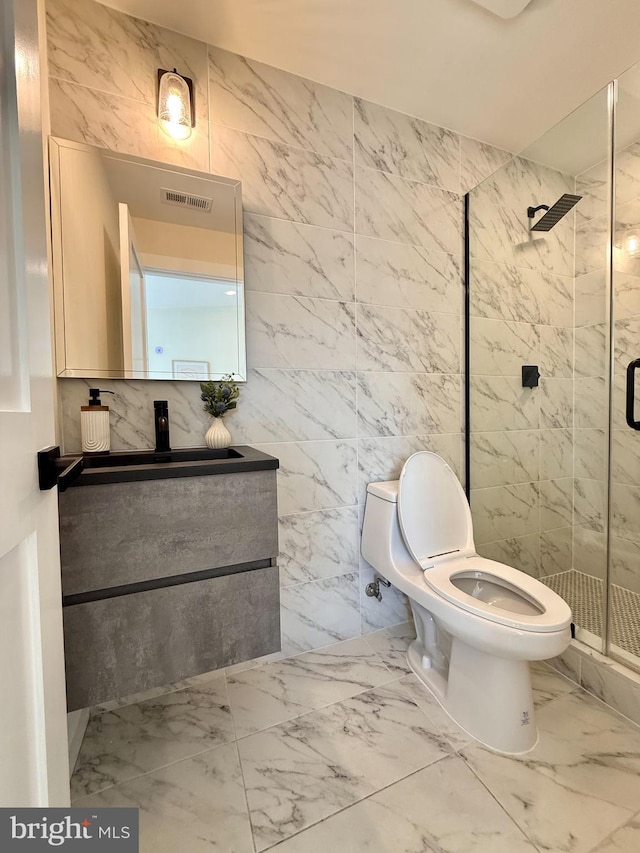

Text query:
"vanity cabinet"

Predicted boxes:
[[58, 447, 279, 710]]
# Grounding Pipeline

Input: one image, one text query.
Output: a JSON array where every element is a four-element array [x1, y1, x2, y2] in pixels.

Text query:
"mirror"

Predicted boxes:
[[50, 138, 245, 381]]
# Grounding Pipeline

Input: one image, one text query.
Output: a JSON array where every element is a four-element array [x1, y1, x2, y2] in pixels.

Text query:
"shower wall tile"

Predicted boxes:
[[471, 482, 540, 545], [208, 47, 353, 161], [574, 324, 607, 379], [540, 527, 573, 576], [611, 429, 640, 487], [278, 507, 359, 587], [229, 369, 357, 443], [355, 166, 462, 254], [459, 137, 512, 194], [246, 292, 356, 370], [477, 534, 540, 578], [253, 440, 357, 516], [472, 154, 574, 214], [611, 536, 640, 595], [615, 271, 640, 321], [573, 526, 607, 580], [539, 326, 573, 378], [540, 478, 574, 531], [574, 478, 607, 534], [611, 483, 640, 544], [470, 430, 539, 488], [210, 126, 354, 230], [470, 260, 539, 322], [575, 211, 608, 277], [537, 274, 574, 328], [470, 260, 572, 327], [469, 198, 574, 277], [243, 215, 355, 301], [356, 305, 460, 374], [356, 373, 460, 438], [540, 429, 573, 481], [354, 98, 460, 191], [614, 316, 640, 371], [616, 140, 640, 208], [355, 237, 461, 315], [574, 377, 608, 429], [540, 378, 573, 429], [49, 78, 209, 171], [469, 377, 539, 432], [470, 319, 539, 376], [574, 429, 607, 482], [575, 270, 607, 327], [280, 573, 360, 654]]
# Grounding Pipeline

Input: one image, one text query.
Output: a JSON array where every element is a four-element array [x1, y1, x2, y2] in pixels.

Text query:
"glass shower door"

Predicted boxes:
[[608, 66, 640, 669]]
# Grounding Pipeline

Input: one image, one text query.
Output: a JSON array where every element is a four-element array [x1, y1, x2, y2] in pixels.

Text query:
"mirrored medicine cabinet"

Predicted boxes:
[[49, 137, 246, 381]]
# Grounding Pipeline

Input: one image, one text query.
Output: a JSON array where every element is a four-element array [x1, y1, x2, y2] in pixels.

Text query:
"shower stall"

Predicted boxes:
[[467, 61, 640, 676]]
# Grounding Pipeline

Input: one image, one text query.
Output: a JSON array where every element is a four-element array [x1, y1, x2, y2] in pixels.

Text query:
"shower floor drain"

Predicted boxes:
[[543, 570, 640, 659]]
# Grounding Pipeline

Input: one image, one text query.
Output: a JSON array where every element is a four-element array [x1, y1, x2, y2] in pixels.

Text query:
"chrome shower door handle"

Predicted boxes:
[[626, 359, 640, 430]]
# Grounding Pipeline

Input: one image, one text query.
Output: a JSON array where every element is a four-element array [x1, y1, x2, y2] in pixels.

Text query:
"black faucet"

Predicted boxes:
[[154, 400, 171, 452]]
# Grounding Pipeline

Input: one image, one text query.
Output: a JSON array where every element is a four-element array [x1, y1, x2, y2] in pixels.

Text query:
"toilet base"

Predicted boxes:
[[407, 638, 538, 755]]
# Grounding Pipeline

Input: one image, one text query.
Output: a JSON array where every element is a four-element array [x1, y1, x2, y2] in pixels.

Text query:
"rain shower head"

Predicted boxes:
[[527, 194, 582, 231]]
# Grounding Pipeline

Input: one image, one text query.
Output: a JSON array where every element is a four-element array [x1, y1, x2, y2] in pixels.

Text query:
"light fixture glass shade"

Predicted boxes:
[[158, 71, 192, 140]]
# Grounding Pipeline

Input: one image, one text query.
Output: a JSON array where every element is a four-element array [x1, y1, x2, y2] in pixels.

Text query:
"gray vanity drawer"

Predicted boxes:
[[59, 469, 278, 595], [64, 564, 280, 711]]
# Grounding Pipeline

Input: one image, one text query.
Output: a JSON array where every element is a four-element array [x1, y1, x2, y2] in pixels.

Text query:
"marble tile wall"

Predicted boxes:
[[469, 156, 575, 578], [48, 0, 511, 656]]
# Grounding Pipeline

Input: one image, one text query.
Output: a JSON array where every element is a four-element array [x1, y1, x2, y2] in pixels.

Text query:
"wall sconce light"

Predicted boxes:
[[157, 68, 195, 140]]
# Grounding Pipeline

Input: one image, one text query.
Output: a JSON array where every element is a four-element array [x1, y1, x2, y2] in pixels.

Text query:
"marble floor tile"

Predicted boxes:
[[227, 636, 395, 737], [238, 680, 452, 850], [71, 674, 234, 800], [530, 661, 577, 707], [78, 743, 253, 853], [588, 814, 640, 853], [269, 755, 537, 853], [463, 689, 640, 853], [398, 674, 472, 752], [363, 621, 416, 677]]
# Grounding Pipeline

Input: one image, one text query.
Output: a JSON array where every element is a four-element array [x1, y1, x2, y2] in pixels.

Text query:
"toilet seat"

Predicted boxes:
[[423, 556, 571, 633]]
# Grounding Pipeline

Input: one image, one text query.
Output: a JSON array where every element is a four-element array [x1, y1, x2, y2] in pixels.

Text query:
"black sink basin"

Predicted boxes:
[[60, 445, 278, 487], [82, 447, 243, 468]]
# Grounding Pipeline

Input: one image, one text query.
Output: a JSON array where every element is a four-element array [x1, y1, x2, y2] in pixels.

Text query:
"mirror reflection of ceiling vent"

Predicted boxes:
[[161, 188, 212, 212]]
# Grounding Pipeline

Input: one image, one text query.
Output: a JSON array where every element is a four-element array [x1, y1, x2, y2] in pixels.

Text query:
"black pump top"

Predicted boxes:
[[88, 388, 114, 406]]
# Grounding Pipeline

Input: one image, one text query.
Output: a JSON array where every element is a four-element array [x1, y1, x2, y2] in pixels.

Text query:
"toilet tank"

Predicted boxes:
[[361, 481, 405, 572]]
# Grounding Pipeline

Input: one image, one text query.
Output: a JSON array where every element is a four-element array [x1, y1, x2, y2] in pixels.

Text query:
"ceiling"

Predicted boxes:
[[97, 0, 640, 155]]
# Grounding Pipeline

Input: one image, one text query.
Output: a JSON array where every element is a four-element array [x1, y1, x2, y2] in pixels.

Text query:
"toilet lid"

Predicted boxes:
[[398, 452, 474, 569]]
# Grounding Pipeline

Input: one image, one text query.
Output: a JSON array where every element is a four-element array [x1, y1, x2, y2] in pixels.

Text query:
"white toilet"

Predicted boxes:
[[361, 451, 572, 755]]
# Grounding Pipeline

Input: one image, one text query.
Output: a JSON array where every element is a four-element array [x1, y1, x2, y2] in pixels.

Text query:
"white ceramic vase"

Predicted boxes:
[[205, 416, 231, 449]]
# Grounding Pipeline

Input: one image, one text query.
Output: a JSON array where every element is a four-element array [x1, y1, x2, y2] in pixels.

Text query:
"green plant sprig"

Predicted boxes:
[[200, 374, 240, 418]]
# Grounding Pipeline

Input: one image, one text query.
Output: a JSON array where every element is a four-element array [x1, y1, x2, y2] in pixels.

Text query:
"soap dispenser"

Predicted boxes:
[[81, 388, 114, 454]]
